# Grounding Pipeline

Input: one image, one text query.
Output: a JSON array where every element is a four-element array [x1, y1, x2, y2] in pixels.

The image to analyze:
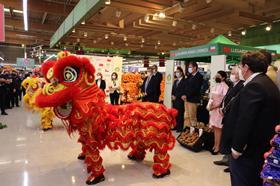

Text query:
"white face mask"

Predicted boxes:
[[230, 74, 238, 83], [188, 67, 193, 74], [176, 72, 182, 78]]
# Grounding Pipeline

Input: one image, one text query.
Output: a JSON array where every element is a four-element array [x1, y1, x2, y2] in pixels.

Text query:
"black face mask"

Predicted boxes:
[[215, 77, 222, 83]]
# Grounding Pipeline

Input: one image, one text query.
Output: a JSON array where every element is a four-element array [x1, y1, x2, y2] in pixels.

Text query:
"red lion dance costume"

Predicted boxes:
[[36, 53, 177, 185]]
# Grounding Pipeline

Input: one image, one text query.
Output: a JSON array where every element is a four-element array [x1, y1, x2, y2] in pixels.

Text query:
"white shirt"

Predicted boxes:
[[97, 79, 101, 88]]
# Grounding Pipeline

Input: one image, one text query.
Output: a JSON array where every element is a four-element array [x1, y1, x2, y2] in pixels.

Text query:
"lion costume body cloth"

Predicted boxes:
[[21, 77, 54, 130], [35, 54, 177, 185]]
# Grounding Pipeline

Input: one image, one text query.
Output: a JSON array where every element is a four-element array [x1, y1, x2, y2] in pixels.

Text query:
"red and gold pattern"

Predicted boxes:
[[35, 53, 177, 185], [121, 72, 142, 103], [21, 76, 55, 130]]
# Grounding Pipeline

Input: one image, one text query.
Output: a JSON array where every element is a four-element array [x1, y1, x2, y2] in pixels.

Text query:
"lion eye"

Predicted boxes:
[[63, 67, 78, 82]]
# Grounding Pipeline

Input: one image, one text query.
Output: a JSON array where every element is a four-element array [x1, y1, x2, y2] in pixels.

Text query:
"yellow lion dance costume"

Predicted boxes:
[[22, 76, 55, 131]]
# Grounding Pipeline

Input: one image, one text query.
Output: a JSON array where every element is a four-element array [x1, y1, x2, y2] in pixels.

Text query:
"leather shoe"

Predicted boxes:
[[1, 112, 8, 115], [213, 160, 229, 167], [224, 167, 230, 173]]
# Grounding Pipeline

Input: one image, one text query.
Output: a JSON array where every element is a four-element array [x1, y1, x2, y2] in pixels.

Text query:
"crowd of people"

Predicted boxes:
[[1, 50, 280, 186], [171, 51, 280, 186], [0, 68, 30, 116]]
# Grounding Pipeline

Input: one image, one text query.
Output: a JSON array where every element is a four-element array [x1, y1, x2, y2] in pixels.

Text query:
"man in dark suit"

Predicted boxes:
[[95, 73, 106, 92], [152, 65, 163, 102], [181, 62, 203, 127], [223, 52, 280, 186], [214, 66, 244, 172], [141, 67, 158, 102], [172, 67, 186, 132]]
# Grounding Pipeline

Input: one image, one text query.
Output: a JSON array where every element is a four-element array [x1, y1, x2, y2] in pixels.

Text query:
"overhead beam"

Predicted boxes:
[[239, 11, 274, 22], [5, 17, 56, 31], [0, 0, 74, 16], [50, 0, 105, 48]]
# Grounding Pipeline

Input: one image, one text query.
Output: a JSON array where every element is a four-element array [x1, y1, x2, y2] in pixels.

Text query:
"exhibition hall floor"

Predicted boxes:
[[0, 107, 230, 186]]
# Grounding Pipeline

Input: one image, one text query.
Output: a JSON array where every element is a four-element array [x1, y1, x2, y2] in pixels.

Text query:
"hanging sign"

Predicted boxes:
[[0, 4, 4, 42]]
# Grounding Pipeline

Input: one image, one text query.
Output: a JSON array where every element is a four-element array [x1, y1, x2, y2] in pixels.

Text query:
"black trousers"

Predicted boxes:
[[172, 99, 185, 131], [11, 89, 19, 107], [230, 155, 263, 186], [110, 91, 119, 105], [0, 87, 6, 114]]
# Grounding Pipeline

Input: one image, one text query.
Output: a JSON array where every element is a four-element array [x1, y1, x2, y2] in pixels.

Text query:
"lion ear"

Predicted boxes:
[[41, 61, 56, 82], [85, 72, 95, 86]]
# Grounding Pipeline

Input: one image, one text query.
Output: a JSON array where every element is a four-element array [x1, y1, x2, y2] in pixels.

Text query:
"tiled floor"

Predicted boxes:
[[0, 106, 230, 186]]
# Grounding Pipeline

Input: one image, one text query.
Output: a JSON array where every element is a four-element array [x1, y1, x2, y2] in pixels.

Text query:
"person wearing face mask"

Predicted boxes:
[[207, 71, 229, 155], [141, 67, 158, 102], [181, 62, 203, 128], [214, 67, 244, 172], [223, 52, 280, 186], [171, 67, 186, 132], [95, 73, 106, 92], [109, 72, 120, 105]]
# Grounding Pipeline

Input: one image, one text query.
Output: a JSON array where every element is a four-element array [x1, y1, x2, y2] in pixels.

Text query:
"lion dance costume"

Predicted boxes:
[[35, 52, 177, 185], [22, 76, 55, 131]]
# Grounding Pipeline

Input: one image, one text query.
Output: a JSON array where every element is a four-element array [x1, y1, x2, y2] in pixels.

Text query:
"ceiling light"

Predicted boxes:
[[116, 10, 121, 18], [93, 40, 97, 44], [4, 8, 10, 12], [105, 0, 111, 5], [21, 44, 25, 48], [23, 0, 28, 31], [172, 20, 177, 27], [14, 9, 23, 14], [124, 36, 127, 41], [241, 30, 246, 35], [72, 29, 75, 33], [125, 43, 129, 47], [161, 52, 165, 55], [111, 41, 114, 45], [192, 24, 196, 30], [158, 12, 166, 19], [81, 20, 85, 25], [105, 34, 109, 39], [228, 31, 232, 37], [265, 25, 272, 31], [140, 44, 143, 48], [84, 32, 87, 37], [157, 40, 161, 45], [144, 15, 149, 22], [141, 38, 145, 43]]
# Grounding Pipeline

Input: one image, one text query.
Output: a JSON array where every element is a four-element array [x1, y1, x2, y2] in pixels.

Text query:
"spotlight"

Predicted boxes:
[[173, 42, 176, 46], [241, 30, 246, 35], [157, 40, 161, 45], [93, 40, 97, 44], [84, 32, 87, 37], [158, 12, 166, 19], [155, 45, 158, 49], [21, 44, 25, 48], [77, 38, 80, 42], [144, 15, 149, 22], [172, 20, 177, 27], [111, 41, 114, 45], [125, 43, 129, 47], [192, 24, 196, 30], [105, 34, 109, 39], [105, 0, 111, 5], [72, 29, 75, 33], [141, 38, 145, 43], [124, 36, 127, 41], [140, 44, 143, 48], [228, 31, 232, 37], [81, 20, 85, 25], [210, 28, 215, 33], [265, 25, 272, 31]]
